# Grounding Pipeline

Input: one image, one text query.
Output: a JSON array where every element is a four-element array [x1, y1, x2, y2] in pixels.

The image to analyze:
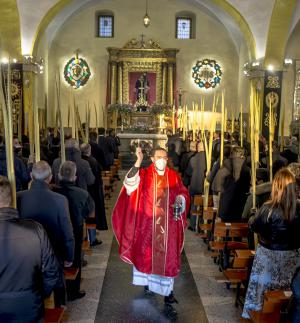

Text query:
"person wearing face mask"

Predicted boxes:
[[112, 146, 190, 319]]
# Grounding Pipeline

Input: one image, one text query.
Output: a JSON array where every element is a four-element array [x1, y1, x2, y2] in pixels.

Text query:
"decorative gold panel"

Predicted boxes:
[[107, 37, 179, 106]]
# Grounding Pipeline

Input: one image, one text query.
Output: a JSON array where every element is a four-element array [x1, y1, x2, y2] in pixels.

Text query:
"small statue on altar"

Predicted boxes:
[[135, 73, 150, 111]]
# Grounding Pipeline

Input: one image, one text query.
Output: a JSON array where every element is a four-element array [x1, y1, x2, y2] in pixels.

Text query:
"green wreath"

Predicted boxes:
[[64, 57, 91, 89]]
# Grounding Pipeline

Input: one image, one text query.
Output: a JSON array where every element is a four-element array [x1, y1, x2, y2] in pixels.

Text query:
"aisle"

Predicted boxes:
[[64, 170, 241, 323], [95, 239, 208, 323]]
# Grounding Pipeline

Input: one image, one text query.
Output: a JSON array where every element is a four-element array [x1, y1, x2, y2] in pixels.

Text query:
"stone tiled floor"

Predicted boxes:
[[64, 171, 242, 323]]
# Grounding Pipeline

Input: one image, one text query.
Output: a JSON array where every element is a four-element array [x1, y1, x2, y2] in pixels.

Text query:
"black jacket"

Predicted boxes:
[[53, 181, 95, 235], [17, 180, 74, 263], [0, 208, 61, 323], [52, 148, 95, 190], [218, 158, 251, 222], [0, 146, 29, 191], [82, 155, 108, 230], [249, 202, 300, 250]]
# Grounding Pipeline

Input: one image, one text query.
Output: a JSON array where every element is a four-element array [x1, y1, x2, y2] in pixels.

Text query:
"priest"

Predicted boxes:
[[112, 147, 190, 317]]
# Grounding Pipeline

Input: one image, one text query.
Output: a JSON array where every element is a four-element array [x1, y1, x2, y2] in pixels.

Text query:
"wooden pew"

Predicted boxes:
[[209, 223, 249, 270], [222, 249, 255, 306], [199, 207, 217, 241], [64, 267, 79, 281], [249, 290, 292, 323], [43, 308, 65, 323]]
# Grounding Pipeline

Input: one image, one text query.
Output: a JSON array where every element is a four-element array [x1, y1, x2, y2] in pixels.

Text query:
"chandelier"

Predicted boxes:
[[143, 0, 150, 27]]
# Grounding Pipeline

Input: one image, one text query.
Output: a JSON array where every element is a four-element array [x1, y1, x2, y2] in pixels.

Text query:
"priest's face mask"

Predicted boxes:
[[151, 149, 168, 171]]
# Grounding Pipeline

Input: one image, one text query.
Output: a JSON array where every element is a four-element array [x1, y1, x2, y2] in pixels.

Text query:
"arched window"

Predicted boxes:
[[96, 10, 114, 38], [175, 11, 196, 39]]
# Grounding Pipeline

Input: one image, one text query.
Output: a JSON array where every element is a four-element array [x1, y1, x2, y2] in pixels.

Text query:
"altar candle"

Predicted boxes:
[[231, 112, 234, 134]]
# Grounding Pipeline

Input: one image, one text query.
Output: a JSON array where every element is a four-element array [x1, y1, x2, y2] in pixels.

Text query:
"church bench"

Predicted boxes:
[[86, 223, 97, 230], [102, 176, 113, 199], [64, 267, 79, 280], [82, 239, 92, 254], [190, 195, 204, 233], [199, 207, 217, 241], [249, 290, 292, 323], [43, 307, 65, 323], [209, 223, 249, 270]]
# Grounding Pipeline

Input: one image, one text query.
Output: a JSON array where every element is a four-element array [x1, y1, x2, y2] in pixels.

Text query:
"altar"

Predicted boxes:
[[118, 132, 168, 155]]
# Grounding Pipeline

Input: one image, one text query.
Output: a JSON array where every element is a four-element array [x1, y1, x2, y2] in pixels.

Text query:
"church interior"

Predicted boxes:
[[2, 0, 300, 322]]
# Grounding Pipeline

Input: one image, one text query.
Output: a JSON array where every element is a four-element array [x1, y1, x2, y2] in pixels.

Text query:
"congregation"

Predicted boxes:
[[1, 125, 300, 322]]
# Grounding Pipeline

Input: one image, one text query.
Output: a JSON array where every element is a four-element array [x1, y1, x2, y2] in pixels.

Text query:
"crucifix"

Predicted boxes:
[[140, 34, 146, 48]]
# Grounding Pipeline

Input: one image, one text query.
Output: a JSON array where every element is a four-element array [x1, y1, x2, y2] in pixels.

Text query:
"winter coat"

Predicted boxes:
[[82, 155, 108, 230], [218, 158, 251, 222], [0, 208, 61, 323], [17, 180, 75, 263], [184, 151, 207, 195], [0, 146, 29, 191], [52, 147, 95, 190]]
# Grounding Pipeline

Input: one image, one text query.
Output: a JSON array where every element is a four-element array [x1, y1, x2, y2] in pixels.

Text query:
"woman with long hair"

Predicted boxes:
[[242, 168, 300, 318]]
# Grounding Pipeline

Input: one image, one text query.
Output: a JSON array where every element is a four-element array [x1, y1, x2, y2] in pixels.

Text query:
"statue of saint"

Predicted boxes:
[[135, 73, 150, 104]]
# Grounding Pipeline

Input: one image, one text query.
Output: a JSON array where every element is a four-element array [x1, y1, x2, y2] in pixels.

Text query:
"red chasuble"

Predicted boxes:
[[112, 164, 190, 278]]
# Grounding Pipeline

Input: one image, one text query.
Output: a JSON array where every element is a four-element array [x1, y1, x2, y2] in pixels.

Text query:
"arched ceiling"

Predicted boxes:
[[10, 0, 300, 61]]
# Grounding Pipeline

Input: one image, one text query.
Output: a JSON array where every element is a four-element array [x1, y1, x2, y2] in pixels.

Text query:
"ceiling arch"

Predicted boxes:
[[28, 0, 256, 60], [0, 0, 21, 59]]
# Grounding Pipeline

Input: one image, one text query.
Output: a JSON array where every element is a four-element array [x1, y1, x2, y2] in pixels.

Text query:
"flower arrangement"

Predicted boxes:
[[108, 103, 133, 115], [149, 103, 172, 116]]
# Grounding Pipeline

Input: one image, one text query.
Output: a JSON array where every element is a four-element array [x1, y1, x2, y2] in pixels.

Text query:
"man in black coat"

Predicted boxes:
[[89, 131, 108, 170], [98, 127, 114, 168], [0, 176, 61, 323], [53, 161, 95, 301], [0, 135, 29, 191], [81, 143, 108, 231], [52, 138, 95, 190], [218, 146, 251, 222], [17, 161, 74, 305]]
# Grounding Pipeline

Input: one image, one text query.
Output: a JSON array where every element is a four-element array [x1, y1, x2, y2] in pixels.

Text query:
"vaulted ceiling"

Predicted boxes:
[[2, 0, 300, 64]]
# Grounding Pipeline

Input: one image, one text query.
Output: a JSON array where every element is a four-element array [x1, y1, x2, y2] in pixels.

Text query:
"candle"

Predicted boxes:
[[192, 102, 196, 141], [269, 97, 273, 182]]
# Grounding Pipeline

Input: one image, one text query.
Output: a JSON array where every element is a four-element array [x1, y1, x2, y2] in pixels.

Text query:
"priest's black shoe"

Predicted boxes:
[[67, 290, 86, 301], [164, 292, 178, 304], [164, 303, 177, 319], [144, 285, 155, 296], [90, 239, 102, 247]]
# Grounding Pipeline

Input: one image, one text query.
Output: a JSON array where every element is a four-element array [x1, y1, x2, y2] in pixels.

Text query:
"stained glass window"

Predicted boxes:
[[98, 15, 114, 38], [176, 18, 191, 39]]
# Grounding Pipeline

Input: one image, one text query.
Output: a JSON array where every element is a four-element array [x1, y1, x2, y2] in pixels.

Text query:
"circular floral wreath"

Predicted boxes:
[[64, 57, 91, 89], [192, 59, 222, 89]]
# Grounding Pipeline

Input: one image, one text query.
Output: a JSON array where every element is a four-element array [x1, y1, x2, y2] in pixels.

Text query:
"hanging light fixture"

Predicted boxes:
[[143, 0, 150, 27]]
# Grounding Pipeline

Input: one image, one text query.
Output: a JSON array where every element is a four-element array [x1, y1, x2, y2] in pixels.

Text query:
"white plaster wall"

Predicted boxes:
[[282, 20, 300, 135], [37, 0, 246, 127]]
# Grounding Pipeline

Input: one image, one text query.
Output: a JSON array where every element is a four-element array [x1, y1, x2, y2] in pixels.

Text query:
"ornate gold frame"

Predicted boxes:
[[107, 37, 179, 106]]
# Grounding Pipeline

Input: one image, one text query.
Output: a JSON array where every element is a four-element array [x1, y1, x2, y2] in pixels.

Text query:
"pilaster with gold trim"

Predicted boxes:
[[110, 62, 117, 105], [167, 63, 174, 106]]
